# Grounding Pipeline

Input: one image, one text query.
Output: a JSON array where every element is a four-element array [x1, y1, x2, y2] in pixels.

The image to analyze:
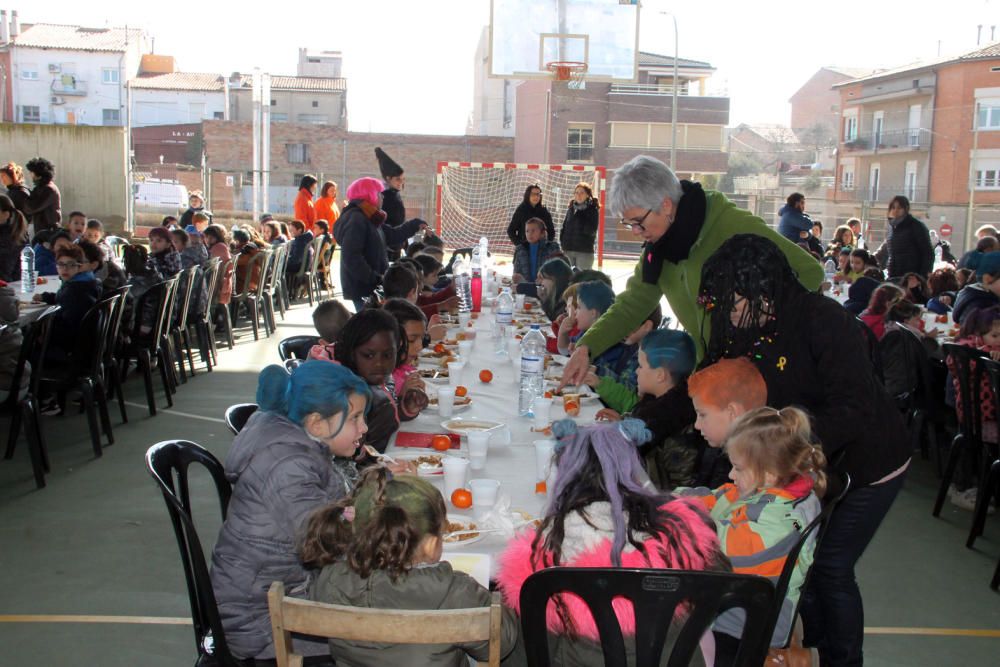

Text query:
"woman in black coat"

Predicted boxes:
[[22, 157, 61, 232], [699, 234, 911, 667], [874, 195, 933, 279], [506, 184, 554, 246], [559, 182, 601, 270], [0, 162, 31, 216]]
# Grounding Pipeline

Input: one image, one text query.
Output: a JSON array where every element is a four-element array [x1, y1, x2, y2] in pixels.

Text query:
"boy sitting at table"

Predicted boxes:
[[308, 298, 352, 362], [34, 244, 101, 362], [512, 217, 562, 298], [581, 304, 662, 414]]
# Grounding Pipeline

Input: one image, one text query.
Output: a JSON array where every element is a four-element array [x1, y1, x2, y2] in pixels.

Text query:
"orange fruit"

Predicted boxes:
[[479, 369, 493, 383], [431, 434, 452, 451], [535, 481, 547, 495], [36, 276, 47, 285], [451, 488, 473, 509], [543, 391, 553, 399], [524, 302, 533, 311], [434, 343, 446, 354], [455, 385, 468, 397], [564, 399, 580, 416]]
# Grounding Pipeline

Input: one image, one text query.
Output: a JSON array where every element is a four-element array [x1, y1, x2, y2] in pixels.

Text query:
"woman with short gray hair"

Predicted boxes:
[[560, 154, 824, 387]]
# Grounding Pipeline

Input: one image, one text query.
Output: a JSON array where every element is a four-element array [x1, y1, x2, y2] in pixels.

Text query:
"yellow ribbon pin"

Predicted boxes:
[[777, 356, 788, 371]]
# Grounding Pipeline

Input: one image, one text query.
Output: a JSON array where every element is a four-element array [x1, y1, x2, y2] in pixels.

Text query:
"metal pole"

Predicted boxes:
[[670, 13, 678, 171], [966, 101, 981, 252], [261, 73, 271, 214], [251, 68, 261, 222]]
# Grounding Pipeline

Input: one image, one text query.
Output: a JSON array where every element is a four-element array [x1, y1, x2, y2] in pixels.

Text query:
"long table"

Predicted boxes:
[[7, 279, 60, 327], [386, 305, 600, 576]]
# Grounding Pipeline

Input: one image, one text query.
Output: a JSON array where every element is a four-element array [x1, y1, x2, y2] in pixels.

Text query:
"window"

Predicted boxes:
[[869, 163, 880, 201], [286, 143, 310, 164], [567, 124, 594, 162], [975, 159, 1000, 189], [102, 108, 121, 126], [20, 65, 38, 80], [296, 114, 328, 125], [841, 166, 855, 190], [610, 122, 648, 147], [102, 68, 120, 84], [312, 100, 319, 108], [502, 80, 513, 128], [843, 114, 858, 141], [21, 105, 40, 123], [213, 111, 225, 120], [905, 160, 918, 200], [270, 99, 277, 106], [977, 102, 1000, 130], [270, 113, 288, 122]]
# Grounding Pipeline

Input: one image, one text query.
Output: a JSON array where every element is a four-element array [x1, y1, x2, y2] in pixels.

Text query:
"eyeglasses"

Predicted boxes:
[[56, 261, 81, 269], [618, 209, 653, 232]]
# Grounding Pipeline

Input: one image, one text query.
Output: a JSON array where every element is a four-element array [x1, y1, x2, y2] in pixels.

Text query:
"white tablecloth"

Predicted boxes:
[[386, 307, 600, 575], [8, 279, 60, 327]]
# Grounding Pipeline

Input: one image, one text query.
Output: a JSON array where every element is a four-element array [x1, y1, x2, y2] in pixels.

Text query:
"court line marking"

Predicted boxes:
[[0, 616, 997, 638], [122, 403, 226, 424]]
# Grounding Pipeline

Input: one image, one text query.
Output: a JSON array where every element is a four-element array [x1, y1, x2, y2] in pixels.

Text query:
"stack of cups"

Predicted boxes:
[[442, 456, 469, 499], [448, 361, 464, 387], [508, 337, 521, 369], [467, 430, 490, 470], [515, 293, 526, 311], [437, 386, 455, 418], [458, 339, 473, 359]]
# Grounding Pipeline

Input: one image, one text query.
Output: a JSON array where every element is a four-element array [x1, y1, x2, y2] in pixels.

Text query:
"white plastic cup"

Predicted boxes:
[[437, 386, 455, 418], [442, 456, 469, 498], [533, 396, 553, 428], [533, 439, 555, 493], [467, 430, 491, 470], [458, 340, 473, 358], [448, 361, 464, 387], [458, 312, 471, 327], [516, 293, 526, 309], [507, 337, 521, 360], [469, 478, 501, 516]]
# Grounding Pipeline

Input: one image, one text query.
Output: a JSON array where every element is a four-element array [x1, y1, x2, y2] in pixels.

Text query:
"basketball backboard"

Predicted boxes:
[[489, 0, 640, 82]]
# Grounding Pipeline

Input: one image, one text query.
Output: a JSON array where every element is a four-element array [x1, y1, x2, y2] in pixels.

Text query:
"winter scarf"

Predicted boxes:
[[641, 181, 707, 285], [358, 200, 387, 226]]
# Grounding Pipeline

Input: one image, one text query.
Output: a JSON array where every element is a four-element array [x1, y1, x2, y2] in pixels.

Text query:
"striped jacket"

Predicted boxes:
[[677, 476, 820, 646]]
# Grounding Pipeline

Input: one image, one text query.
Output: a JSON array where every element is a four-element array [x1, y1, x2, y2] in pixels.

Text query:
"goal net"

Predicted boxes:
[[436, 162, 607, 260]]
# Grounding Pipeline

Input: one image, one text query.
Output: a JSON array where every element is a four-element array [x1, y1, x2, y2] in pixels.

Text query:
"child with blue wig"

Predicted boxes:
[[210, 361, 374, 662], [597, 329, 704, 489]]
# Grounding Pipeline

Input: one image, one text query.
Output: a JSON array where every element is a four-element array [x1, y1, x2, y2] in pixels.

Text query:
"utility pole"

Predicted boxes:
[[658, 11, 679, 170], [966, 101, 981, 251]]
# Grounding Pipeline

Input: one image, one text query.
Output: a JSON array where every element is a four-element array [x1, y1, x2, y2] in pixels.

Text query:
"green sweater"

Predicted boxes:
[[579, 190, 824, 362]]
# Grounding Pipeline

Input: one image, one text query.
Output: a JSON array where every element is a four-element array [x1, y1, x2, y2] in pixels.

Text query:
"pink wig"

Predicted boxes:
[[346, 177, 384, 207]]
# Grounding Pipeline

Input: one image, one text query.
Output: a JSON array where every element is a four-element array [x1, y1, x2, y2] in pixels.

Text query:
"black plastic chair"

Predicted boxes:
[[879, 327, 940, 472], [101, 285, 132, 425], [763, 473, 851, 649], [192, 258, 221, 372], [144, 440, 248, 667], [127, 278, 180, 417], [968, 359, 1000, 550], [171, 266, 201, 383], [231, 250, 271, 341], [278, 335, 319, 362], [518, 568, 774, 667], [934, 343, 988, 517], [39, 293, 122, 458], [260, 243, 286, 330], [224, 403, 258, 436], [212, 257, 236, 351], [2, 305, 60, 488]]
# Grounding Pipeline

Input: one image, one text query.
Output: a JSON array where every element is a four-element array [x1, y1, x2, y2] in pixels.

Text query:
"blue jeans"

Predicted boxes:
[[800, 471, 906, 667]]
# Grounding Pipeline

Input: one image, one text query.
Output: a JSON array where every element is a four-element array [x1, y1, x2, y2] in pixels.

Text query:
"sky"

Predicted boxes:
[[6, 0, 999, 134]]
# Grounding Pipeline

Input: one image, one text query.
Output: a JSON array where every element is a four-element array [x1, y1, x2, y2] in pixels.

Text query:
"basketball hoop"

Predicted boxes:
[[546, 60, 588, 85]]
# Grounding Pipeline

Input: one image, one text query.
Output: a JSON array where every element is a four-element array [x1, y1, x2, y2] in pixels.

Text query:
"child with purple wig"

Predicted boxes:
[[496, 418, 726, 666]]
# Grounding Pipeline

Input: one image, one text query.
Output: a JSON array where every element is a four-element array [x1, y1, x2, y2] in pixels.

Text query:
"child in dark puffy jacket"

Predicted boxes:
[[35, 244, 101, 361]]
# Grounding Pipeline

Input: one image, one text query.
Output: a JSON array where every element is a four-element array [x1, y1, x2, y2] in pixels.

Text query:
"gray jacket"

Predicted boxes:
[[311, 560, 518, 667], [210, 410, 357, 660]]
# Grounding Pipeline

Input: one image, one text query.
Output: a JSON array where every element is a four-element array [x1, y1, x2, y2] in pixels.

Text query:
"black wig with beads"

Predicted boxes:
[[699, 234, 806, 365]]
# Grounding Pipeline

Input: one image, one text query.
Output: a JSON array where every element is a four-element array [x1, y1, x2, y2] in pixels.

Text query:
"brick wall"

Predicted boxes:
[[201, 120, 514, 220], [790, 69, 852, 136]]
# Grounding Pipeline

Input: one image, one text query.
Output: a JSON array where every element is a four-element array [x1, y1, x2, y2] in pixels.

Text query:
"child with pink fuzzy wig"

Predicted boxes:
[[496, 418, 728, 666], [334, 176, 427, 311]]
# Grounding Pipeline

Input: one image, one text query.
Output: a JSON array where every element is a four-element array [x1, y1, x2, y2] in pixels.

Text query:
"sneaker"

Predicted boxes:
[[950, 487, 997, 514], [38, 397, 62, 417]]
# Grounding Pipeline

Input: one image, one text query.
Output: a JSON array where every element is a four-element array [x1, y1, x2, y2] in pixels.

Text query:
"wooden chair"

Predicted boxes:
[[267, 581, 504, 667]]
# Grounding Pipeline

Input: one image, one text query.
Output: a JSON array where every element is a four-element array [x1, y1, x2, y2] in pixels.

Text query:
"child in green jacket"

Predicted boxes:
[[585, 304, 662, 414]]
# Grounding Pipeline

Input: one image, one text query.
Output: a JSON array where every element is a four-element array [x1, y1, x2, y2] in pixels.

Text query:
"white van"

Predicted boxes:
[[133, 179, 189, 210]]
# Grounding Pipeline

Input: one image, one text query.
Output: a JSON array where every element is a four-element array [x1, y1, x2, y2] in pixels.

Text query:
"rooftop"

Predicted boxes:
[[13, 22, 146, 52], [236, 74, 347, 92], [833, 42, 1000, 87], [638, 51, 714, 71], [131, 72, 225, 92]]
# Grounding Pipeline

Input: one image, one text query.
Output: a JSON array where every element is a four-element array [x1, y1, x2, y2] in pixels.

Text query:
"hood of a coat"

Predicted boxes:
[[224, 410, 326, 482]]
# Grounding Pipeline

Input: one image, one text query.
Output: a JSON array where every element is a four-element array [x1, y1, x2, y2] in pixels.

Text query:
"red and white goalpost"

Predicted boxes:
[[436, 161, 608, 264]]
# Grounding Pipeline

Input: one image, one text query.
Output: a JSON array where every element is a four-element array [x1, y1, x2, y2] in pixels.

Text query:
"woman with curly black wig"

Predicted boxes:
[[22, 157, 61, 232], [699, 233, 910, 667]]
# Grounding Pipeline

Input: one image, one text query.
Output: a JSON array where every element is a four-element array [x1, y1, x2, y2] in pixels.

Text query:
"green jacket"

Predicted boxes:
[[311, 560, 518, 667], [579, 190, 824, 361], [595, 375, 639, 413]]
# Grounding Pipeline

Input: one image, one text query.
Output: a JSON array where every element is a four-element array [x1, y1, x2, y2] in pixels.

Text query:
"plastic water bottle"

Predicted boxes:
[[453, 256, 472, 315], [495, 287, 514, 355], [518, 324, 546, 416], [470, 244, 483, 312], [20, 245, 36, 296], [823, 258, 836, 283], [934, 244, 943, 265]]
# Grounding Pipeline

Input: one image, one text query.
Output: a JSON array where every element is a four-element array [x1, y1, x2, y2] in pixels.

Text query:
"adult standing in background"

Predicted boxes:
[[874, 195, 933, 279], [559, 155, 823, 387], [22, 157, 61, 233], [375, 147, 411, 262], [179, 190, 211, 229], [507, 183, 555, 246], [294, 175, 318, 233], [559, 182, 601, 270], [777, 192, 812, 243], [315, 180, 341, 233], [0, 163, 31, 216], [0, 194, 28, 282]]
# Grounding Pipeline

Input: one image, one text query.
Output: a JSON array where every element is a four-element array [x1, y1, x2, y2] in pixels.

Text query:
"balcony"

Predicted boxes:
[[841, 128, 930, 154], [50, 77, 88, 96], [835, 185, 929, 203]]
